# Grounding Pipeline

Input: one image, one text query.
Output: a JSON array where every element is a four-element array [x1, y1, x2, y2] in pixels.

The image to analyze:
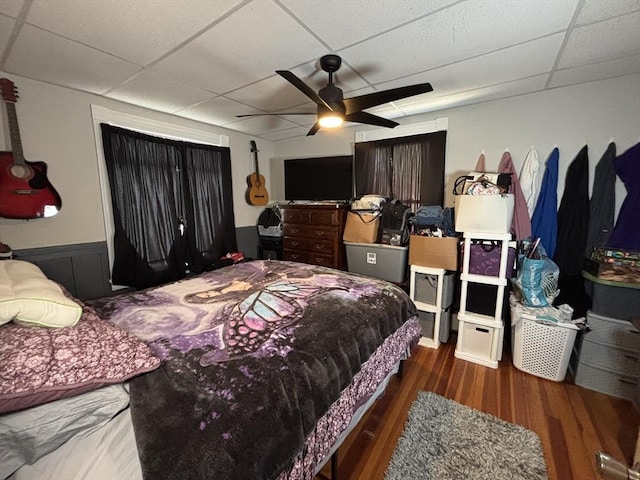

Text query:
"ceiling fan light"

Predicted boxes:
[[318, 113, 344, 128]]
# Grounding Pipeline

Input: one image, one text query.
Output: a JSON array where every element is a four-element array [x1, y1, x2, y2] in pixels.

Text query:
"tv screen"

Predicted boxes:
[[284, 155, 353, 201]]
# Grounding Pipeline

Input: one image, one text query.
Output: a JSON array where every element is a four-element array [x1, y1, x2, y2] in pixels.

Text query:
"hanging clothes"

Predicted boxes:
[[585, 142, 616, 256], [498, 151, 531, 241], [519, 146, 543, 218], [531, 147, 559, 259], [554, 145, 590, 317], [474, 152, 486, 172], [607, 142, 640, 251]]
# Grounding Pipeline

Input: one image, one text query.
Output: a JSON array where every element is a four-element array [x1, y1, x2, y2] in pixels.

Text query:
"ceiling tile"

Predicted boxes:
[[0, 15, 16, 52], [378, 34, 564, 98], [281, 0, 458, 50], [260, 126, 312, 141], [340, 0, 578, 85], [5, 24, 140, 94], [549, 54, 640, 88], [559, 11, 640, 68], [576, 0, 640, 25], [392, 75, 549, 115], [153, 1, 327, 94], [105, 69, 215, 114], [225, 115, 301, 135], [0, 0, 23, 18], [226, 75, 313, 113], [25, 0, 243, 66], [177, 95, 261, 126]]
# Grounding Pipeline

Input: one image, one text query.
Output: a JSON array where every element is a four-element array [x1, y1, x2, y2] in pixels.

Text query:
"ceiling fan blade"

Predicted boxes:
[[236, 112, 315, 117], [276, 70, 333, 111], [345, 111, 398, 128], [306, 122, 321, 136], [343, 83, 433, 115]]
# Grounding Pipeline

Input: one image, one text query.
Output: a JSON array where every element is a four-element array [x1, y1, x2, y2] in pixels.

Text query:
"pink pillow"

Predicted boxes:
[[0, 303, 160, 414]]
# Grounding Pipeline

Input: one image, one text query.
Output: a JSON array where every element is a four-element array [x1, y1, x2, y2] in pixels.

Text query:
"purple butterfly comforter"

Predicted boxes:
[[88, 260, 420, 480]]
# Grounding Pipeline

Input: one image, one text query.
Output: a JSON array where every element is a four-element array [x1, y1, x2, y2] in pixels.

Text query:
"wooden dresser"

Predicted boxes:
[[280, 203, 348, 270]]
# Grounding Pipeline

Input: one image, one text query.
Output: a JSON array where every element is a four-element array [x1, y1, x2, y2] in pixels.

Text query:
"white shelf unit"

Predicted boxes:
[[455, 232, 512, 369], [409, 265, 455, 349]]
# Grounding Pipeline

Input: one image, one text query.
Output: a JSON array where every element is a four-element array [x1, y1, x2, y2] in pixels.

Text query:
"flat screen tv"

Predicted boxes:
[[284, 155, 353, 201]]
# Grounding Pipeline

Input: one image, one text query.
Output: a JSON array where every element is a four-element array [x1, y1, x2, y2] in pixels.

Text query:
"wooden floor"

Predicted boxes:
[[317, 337, 639, 480]]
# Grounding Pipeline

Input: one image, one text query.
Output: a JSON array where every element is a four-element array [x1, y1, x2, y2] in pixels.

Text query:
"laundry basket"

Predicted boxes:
[[511, 304, 578, 382]]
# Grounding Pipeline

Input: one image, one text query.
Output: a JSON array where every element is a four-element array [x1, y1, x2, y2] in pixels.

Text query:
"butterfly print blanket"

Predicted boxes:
[[89, 260, 419, 480]]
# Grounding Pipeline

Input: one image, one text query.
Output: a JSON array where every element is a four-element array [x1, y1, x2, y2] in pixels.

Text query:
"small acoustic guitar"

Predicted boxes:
[[246, 140, 269, 206], [0, 78, 62, 219]]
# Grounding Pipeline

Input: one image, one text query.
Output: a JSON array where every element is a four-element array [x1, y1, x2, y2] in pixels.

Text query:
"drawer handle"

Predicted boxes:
[[315, 231, 326, 236], [475, 327, 490, 334], [291, 254, 300, 260], [618, 378, 638, 386], [291, 228, 300, 234], [314, 257, 326, 263], [291, 241, 299, 247], [315, 244, 325, 250]]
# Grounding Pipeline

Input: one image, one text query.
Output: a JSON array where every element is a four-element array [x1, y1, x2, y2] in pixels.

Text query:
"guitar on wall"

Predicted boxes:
[[0, 78, 62, 219], [246, 140, 269, 206]]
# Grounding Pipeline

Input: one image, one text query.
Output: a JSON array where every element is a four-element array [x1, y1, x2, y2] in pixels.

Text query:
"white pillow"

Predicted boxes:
[[0, 260, 82, 328]]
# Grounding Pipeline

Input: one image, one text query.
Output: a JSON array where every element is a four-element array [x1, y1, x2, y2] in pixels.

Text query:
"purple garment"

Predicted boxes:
[[499, 151, 531, 241], [608, 142, 640, 250]]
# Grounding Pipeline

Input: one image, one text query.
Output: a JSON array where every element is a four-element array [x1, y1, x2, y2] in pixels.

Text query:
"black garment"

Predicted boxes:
[[585, 142, 616, 255], [554, 145, 590, 317]]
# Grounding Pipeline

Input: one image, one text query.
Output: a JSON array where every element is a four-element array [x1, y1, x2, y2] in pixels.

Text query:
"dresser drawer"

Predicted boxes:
[[574, 361, 638, 401], [580, 339, 639, 377], [586, 310, 640, 350], [308, 239, 334, 255], [283, 250, 308, 263], [283, 224, 336, 239], [306, 252, 335, 267], [281, 209, 339, 226], [284, 236, 308, 250]]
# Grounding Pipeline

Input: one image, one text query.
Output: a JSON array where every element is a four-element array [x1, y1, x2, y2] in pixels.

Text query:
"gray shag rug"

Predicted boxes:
[[385, 391, 548, 480]]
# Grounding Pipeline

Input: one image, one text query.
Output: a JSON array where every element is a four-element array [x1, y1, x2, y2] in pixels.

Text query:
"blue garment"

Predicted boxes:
[[531, 147, 559, 259]]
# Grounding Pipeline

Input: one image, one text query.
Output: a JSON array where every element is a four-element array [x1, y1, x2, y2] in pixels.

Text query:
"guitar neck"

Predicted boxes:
[[4, 102, 25, 165]]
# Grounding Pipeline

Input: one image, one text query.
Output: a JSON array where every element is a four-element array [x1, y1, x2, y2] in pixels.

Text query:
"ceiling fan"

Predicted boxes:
[[237, 54, 433, 136]]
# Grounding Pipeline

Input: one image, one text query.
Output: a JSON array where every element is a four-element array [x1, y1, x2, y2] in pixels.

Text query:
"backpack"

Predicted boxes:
[[380, 200, 413, 246]]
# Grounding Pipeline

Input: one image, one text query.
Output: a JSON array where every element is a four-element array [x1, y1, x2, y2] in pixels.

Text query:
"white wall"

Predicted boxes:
[[0, 73, 273, 249], [1, 73, 638, 251], [272, 74, 640, 218]]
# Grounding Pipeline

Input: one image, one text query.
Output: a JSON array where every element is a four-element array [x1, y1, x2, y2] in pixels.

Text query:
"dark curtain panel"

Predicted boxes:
[[354, 131, 446, 210], [101, 124, 235, 289], [182, 145, 237, 273], [354, 143, 392, 196]]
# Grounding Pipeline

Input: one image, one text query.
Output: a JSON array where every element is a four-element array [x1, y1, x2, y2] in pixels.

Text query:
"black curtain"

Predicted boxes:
[[101, 124, 236, 289], [354, 131, 446, 211]]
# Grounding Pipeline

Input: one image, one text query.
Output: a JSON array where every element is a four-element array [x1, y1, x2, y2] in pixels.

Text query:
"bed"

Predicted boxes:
[[1, 259, 421, 480]]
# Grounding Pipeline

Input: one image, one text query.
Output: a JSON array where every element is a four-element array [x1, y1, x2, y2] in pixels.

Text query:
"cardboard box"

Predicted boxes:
[[409, 236, 459, 271]]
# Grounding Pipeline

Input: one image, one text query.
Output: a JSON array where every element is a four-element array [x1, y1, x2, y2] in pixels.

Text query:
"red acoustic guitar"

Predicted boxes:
[[0, 78, 62, 219]]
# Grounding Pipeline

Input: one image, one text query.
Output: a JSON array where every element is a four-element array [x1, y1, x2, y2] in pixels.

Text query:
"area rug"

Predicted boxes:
[[385, 391, 548, 480]]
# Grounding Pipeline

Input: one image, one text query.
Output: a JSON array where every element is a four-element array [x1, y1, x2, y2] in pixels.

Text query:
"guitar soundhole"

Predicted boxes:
[[9, 164, 33, 180]]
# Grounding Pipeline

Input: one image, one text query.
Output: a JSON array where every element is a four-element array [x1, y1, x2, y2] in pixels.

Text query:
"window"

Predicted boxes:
[[100, 124, 236, 289], [354, 130, 447, 211]]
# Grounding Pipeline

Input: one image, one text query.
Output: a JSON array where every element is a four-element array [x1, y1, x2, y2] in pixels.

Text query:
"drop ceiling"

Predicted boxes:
[[1, 0, 639, 141]]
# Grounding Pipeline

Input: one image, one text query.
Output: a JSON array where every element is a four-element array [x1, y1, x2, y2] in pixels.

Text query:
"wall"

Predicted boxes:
[[271, 74, 640, 219], [2, 72, 638, 252], [0, 72, 272, 250]]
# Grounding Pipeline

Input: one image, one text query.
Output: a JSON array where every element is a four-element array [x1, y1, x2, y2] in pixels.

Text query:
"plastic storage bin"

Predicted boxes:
[[511, 315, 577, 382], [344, 242, 408, 283], [413, 271, 455, 307], [417, 310, 451, 343]]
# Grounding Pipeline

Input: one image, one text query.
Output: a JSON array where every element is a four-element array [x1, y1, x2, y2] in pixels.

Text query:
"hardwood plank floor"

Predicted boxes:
[[316, 337, 639, 480]]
